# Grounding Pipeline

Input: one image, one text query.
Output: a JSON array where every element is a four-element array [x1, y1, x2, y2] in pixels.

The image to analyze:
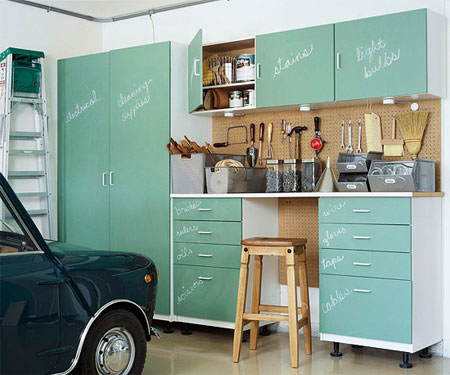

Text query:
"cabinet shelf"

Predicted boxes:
[[203, 81, 255, 90], [192, 106, 256, 117]]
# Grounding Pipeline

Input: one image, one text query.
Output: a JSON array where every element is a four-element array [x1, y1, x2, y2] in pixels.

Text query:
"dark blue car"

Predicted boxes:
[[0, 173, 157, 375]]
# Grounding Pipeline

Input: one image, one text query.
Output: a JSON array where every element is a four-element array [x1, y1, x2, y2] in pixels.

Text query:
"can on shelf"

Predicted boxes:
[[243, 89, 255, 107], [229, 91, 244, 108], [236, 54, 255, 82]]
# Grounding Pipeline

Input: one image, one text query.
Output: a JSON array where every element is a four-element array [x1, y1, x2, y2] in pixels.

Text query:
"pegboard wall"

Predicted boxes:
[[212, 99, 442, 287]]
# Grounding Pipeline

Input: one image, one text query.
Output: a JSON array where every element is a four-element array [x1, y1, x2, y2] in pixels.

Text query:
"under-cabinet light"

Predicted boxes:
[[300, 104, 311, 112]]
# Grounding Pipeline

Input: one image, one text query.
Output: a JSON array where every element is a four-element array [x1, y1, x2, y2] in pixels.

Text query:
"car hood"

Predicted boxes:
[[48, 241, 152, 272]]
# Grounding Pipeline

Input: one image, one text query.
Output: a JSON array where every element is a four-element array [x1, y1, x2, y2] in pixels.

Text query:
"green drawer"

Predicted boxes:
[[319, 249, 411, 280], [320, 274, 411, 343], [319, 198, 411, 224], [173, 220, 242, 245], [174, 242, 241, 269], [319, 223, 411, 253], [173, 198, 242, 221], [174, 264, 239, 322]]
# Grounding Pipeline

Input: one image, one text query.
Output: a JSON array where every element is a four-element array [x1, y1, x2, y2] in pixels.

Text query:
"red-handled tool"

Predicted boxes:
[[258, 122, 264, 166], [311, 116, 324, 156]]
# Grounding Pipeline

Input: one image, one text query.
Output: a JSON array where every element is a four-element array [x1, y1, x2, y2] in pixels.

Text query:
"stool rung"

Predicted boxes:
[[243, 313, 289, 322], [259, 304, 303, 314], [298, 317, 308, 329]]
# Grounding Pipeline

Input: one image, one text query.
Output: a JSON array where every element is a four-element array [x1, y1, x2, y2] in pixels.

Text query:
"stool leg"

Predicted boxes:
[[250, 255, 263, 350], [298, 246, 312, 355], [233, 248, 250, 363], [286, 248, 299, 368]]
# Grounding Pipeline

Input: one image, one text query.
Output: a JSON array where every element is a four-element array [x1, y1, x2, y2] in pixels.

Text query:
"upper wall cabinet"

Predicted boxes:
[[335, 9, 446, 101], [255, 24, 335, 108], [188, 29, 203, 113]]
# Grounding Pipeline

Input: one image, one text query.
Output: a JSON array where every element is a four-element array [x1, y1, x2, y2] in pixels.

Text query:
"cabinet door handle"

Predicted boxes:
[[193, 58, 201, 76], [109, 171, 115, 186], [198, 276, 213, 281], [353, 209, 371, 213], [256, 63, 261, 79], [198, 231, 212, 235], [353, 262, 372, 266], [102, 172, 107, 187], [353, 289, 372, 293], [198, 254, 213, 258], [336, 53, 341, 70], [197, 208, 212, 211], [353, 236, 371, 240]]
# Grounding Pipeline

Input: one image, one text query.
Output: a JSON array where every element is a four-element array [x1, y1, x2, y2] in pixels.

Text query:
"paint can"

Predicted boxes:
[[243, 89, 255, 107], [229, 91, 243, 108], [236, 54, 255, 82]]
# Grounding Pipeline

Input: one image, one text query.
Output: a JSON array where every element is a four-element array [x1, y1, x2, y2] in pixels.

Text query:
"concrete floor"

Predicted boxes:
[[144, 324, 450, 375]]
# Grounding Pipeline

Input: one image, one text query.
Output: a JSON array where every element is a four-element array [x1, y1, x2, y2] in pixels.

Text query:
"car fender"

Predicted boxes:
[[51, 299, 151, 375]]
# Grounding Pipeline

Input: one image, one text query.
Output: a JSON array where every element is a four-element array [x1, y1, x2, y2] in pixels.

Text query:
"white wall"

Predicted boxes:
[[103, 0, 450, 356], [0, 0, 103, 234]]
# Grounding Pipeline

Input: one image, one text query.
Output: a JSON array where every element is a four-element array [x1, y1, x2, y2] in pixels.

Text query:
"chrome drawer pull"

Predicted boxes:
[[197, 208, 212, 211], [353, 209, 371, 213], [198, 254, 213, 258], [198, 276, 213, 281], [353, 236, 371, 240], [353, 262, 372, 266], [353, 289, 372, 293], [198, 231, 212, 235]]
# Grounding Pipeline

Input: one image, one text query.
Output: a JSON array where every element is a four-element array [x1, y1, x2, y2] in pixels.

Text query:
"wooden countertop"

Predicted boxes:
[[171, 192, 444, 198]]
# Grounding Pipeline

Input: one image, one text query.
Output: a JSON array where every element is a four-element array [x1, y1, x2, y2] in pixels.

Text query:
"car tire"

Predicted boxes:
[[77, 309, 147, 375]]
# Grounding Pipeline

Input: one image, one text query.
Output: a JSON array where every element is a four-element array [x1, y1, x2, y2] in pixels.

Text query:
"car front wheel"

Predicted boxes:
[[77, 309, 147, 375]]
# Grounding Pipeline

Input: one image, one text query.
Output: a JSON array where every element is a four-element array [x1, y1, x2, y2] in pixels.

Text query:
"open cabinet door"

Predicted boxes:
[[188, 29, 203, 113]]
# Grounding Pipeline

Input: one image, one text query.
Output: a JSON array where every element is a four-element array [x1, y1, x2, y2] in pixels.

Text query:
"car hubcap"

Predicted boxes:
[[95, 327, 135, 375]]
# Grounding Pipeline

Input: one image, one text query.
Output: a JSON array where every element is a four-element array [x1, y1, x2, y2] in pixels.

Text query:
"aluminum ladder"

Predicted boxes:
[[0, 48, 54, 239]]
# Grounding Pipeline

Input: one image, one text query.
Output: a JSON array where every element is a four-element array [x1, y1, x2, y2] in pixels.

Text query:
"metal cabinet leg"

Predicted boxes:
[[163, 322, 174, 334], [399, 352, 413, 369], [330, 342, 343, 357], [419, 347, 432, 359]]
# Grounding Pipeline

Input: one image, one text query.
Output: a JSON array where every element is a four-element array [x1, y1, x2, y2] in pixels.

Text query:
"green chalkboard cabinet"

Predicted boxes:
[[335, 9, 445, 101], [255, 24, 335, 108], [318, 197, 442, 354], [189, 9, 445, 116], [58, 43, 172, 315]]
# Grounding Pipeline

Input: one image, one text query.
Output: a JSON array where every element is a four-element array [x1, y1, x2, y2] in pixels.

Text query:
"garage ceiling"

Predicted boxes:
[[8, 0, 222, 20]]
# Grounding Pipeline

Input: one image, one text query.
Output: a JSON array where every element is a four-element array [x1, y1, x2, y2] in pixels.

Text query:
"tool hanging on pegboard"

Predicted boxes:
[[310, 116, 324, 156]]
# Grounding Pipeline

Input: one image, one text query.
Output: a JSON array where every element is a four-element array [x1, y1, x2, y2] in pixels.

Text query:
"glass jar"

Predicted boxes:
[[301, 158, 322, 192], [282, 159, 302, 192], [266, 160, 283, 192]]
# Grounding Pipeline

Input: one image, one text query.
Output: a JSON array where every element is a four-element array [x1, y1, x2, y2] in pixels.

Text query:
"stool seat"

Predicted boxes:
[[241, 237, 307, 247], [233, 237, 311, 368]]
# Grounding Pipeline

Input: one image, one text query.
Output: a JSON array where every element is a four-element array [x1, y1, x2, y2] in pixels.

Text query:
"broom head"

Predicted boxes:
[[395, 111, 429, 159]]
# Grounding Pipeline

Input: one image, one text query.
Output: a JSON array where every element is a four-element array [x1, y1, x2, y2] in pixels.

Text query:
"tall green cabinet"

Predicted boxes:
[[58, 43, 171, 315]]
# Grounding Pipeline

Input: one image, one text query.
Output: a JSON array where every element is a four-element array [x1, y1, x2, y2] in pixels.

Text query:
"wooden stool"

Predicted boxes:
[[232, 237, 312, 368]]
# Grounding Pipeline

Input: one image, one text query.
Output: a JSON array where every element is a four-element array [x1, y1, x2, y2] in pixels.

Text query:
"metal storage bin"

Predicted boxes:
[[266, 160, 283, 193], [301, 158, 322, 192], [337, 152, 383, 174], [205, 167, 266, 193], [282, 159, 301, 192], [368, 159, 435, 192], [171, 154, 245, 194], [337, 174, 369, 192]]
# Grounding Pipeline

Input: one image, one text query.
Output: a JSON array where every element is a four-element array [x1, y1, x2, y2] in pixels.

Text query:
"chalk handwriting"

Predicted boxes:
[[273, 44, 314, 78], [321, 288, 352, 314], [175, 201, 202, 216], [321, 255, 345, 271], [176, 279, 203, 304], [176, 246, 193, 261], [322, 202, 346, 217], [66, 90, 100, 124], [118, 78, 152, 122], [176, 225, 199, 238], [322, 227, 347, 247], [356, 38, 401, 79]]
